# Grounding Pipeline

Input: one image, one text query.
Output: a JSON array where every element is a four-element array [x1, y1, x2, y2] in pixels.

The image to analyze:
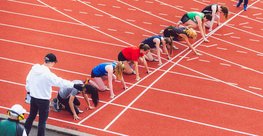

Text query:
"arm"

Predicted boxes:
[[134, 61, 140, 81], [196, 16, 209, 42], [105, 65, 115, 98], [209, 5, 217, 31], [69, 95, 79, 120], [153, 38, 162, 65], [179, 34, 200, 55], [82, 91, 94, 110]]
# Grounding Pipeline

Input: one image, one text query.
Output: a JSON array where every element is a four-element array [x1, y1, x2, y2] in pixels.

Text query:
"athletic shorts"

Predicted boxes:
[[118, 51, 128, 61], [180, 14, 190, 24], [91, 70, 100, 78]]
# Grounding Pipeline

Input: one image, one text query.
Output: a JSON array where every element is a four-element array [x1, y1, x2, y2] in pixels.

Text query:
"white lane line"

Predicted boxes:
[[216, 47, 228, 50], [63, 9, 72, 12], [7, 0, 47, 7], [223, 32, 234, 36], [179, 63, 263, 98], [142, 22, 152, 25], [38, 0, 134, 46], [94, 13, 103, 17], [0, 23, 127, 48], [199, 49, 263, 75], [206, 44, 218, 48], [239, 22, 249, 26], [127, 8, 136, 11], [107, 28, 117, 31], [187, 57, 199, 61], [226, 25, 263, 38], [249, 39, 260, 42], [242, 26, 253, 29], [124, 31, 134, 34], [219, 63, 231, 67], [112, 5, 121, 8], [79, 11, 88, 14], [2, 78, 263, 136], [252, 13, 262, 16], [210, 36, 263, 54], [78, 0, 157, 35], [230, 36, 241, 39], [97, 3, 106, 6], [249, 86, 262, 91], [0, 104, 127, 136], [236, 50, 248, 54], [126, 19, 136, 22], [198, 59, 210, 63]]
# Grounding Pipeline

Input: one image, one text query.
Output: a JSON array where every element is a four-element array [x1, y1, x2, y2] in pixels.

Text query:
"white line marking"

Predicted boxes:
[[187, 57, 199, 61], [94, 13, 103, 17], [219, 63, 231, 67], [198, 59, 210, 63], [211, 36, 263, 54], [63, 9, 72, 12], [142, 22, 152, 25], [112, 6, 121, 8], [0, 23, 126, 48], [145, 1, 153, 4], [79, 11, 88, 14], [249, 39, 260, 42], [216, 47, 227, 50], [107, 28, 117, 31], [256, 17, 263, 20], [127, 8, 136, 11], [97, 3, 106, 6], [126, 19, 136, 22], [0, 104, 127, 135], [124, 31, 134, 34], [230, 36, 241, 39], [242, 26, 253, 29], [252, 13, 262, 16], [78, 0, 157, 35], [236, 50, 248, 54], [7, 0, 47, 7], [226, 25, 263, 38], [249, 86, 262, 91], [239, 22, 249, 26], [206, 44, 218, 48], [38, 0, 134, 46]]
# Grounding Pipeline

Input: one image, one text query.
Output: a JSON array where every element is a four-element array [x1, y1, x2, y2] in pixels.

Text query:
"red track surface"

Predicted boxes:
[[1, 0, 263, 135]]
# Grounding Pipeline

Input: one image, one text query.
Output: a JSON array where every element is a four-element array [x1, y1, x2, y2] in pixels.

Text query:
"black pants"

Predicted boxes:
[[57, 94, 80, 115], [24, 97, 50, 136]]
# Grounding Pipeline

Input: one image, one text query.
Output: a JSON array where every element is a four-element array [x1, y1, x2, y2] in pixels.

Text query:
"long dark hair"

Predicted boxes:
[[84, 79, 99, 107]]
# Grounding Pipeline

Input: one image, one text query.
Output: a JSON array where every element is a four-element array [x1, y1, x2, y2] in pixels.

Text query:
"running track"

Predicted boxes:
[[0, 0, 263, 135]]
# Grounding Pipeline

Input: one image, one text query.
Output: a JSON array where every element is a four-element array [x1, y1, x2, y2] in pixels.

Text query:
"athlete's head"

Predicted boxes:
[[185, 28, 197, 39], [83, 79, 99, 107], [220, 6, 228, 19], [114, 61, 124, 81]]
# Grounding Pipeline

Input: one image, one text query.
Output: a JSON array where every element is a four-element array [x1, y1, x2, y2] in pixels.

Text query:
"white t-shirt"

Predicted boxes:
[[26, 64, 74, 100]]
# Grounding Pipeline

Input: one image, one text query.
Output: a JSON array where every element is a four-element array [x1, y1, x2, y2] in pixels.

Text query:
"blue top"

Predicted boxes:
[[141, 35, 163, 48], [92, 62, 116, 77]]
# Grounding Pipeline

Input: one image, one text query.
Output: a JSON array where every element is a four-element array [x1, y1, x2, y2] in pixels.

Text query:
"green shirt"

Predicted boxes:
[[0, 119, 25, 136], [187, 12, 204, 24]]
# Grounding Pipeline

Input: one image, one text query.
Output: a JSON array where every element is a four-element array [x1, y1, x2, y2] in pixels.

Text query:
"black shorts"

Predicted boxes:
[[91, 70, 100, 78], [118, 51, 128, 61], [180, 14, 190, 24]]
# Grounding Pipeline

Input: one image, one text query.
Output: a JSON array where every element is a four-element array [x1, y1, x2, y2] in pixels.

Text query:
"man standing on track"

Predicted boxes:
[[24, 53, 83, 136]]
